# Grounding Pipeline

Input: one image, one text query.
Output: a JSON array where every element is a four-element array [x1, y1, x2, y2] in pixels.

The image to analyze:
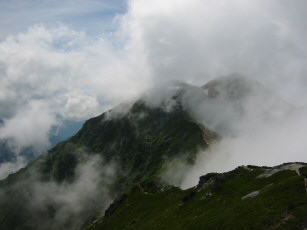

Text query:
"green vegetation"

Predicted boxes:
[[85, 164, 307, 230], [0, 99, 215, 230]]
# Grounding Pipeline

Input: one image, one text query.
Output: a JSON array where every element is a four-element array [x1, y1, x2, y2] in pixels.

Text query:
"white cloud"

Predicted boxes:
[[179, 109, 307, 189], [0, 22, 151, 166], [0, 101, 58, 152], [122, 0, 307, 105], [151, 78, 307, 189], [1, 0, 307, 178], [0, 24, 145, 115], [0, 156, 27, 180]]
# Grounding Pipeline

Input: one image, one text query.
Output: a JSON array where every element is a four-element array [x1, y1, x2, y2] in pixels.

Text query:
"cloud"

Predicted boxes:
[[0, 154, 118, 230], [0, 24, 150, 155], [152, 77, 307, 189], [1, 0, 307, 179], [0, 19, 151, 177], [0, 156, 27, 180], [0, 101, 58, 153], [117, 0, 307, 188], [0, 23, 150, 120], [30, 155, 117, 230], [122, 0, 307, 105], [179, 108, 307, 189]]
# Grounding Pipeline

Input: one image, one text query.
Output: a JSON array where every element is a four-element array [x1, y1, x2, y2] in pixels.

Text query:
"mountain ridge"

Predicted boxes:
[[0, 94, 217, 230], [84, 162, 307, 230]]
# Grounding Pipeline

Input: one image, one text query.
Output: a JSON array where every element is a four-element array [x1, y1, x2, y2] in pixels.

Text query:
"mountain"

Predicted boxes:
[[0, 76, 304, 230], [0, 92, 216, 230], [84, 162, 307, 230], [194, 75, 293, 135]]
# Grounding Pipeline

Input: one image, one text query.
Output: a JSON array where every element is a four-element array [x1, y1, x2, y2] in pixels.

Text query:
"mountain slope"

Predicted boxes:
[[0, 98, 216, 230], [84, 163, 307, 230], [42, 100, 216, 189]]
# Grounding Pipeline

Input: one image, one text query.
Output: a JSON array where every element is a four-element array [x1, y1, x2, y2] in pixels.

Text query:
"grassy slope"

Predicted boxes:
[[85, 164, 307, 230]]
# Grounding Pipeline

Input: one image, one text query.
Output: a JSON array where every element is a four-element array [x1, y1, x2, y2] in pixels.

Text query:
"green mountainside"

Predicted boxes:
[[85, 163, 307, 230], [39, 100, 216, 191], [0, 98, 216, 230]]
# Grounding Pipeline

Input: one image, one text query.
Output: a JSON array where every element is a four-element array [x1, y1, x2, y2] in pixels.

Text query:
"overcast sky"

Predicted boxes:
[[1, 0, 307, 166]]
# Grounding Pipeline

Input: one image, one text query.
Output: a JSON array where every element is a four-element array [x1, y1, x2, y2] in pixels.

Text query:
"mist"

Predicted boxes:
[[0, 153, 119, 230], [149, 75, 307, 189]]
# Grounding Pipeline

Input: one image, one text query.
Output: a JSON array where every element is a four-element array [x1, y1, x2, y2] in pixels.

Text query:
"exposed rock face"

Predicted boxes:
[[257, 163, 305, 178]]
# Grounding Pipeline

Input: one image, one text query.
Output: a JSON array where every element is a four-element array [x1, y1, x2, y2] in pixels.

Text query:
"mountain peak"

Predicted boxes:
[[202, 74, 264, 99]]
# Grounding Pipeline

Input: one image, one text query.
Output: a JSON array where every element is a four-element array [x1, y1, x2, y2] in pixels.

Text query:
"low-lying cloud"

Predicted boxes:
[[30, 155, 117, 230], [152, 77, 307, 189], [0, 154, 118, 230], [179, 110, 307, 189]]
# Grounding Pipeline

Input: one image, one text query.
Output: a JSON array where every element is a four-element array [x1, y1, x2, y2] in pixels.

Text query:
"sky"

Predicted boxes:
[[0, 0, 127, 38], [1, 0, 307, 178]]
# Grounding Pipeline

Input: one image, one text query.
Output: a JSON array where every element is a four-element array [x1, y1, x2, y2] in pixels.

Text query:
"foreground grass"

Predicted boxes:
[[85, 163, 307, 230]]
